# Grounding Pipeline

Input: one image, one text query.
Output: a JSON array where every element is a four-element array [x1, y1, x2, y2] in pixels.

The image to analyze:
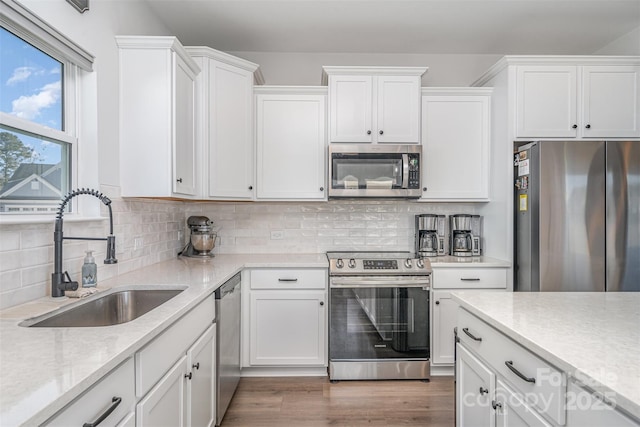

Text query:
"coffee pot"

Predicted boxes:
[[178, 216, 217, 258], [449, 214, 482, 257], [415, 214, 447, 257]]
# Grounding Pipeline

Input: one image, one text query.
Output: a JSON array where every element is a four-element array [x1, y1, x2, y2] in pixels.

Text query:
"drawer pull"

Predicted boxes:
[[462, 327, 482, 342], [460, 278, 481, 281], [83, 396, 122, 427], [492, 400, 502, 410], [479, 387, 488, 395], [278, 278, 298, 282], [505, 360, 536, 383]]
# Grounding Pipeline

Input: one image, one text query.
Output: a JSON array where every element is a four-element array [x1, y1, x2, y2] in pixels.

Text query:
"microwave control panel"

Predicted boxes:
[[408, 154, 420, 189]]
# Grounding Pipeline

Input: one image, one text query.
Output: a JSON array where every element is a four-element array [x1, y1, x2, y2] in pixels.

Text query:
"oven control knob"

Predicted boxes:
[[348, 258, 357, 268], [336, 259, 344, 269], [417, 259, 425, 269], [404, 259, 413, 268]]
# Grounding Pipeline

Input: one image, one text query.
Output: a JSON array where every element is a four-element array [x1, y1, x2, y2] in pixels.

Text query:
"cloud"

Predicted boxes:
[[11, 81, 61, 121], [7, 67, 44, 86]]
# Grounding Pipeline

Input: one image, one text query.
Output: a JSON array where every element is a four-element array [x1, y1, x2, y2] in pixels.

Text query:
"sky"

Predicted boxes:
[[0, 27, 64, 165]]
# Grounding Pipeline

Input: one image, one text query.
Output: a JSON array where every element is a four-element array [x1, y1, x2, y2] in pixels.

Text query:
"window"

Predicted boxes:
[[0, 0, 93, 216]]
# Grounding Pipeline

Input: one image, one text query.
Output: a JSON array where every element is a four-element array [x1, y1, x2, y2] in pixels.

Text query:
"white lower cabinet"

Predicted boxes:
[[494, 379, 552, 427], [244, 269, 327, 368], [187, 324, 216, 427], [456, 344, 495, 427], [431, 267, 507, 368], [43, 358, 136, 427], [137, 355, 188, 427]]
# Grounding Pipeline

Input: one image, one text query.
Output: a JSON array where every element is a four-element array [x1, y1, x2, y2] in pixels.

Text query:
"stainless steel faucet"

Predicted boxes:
[[51, 188, 118, 297]]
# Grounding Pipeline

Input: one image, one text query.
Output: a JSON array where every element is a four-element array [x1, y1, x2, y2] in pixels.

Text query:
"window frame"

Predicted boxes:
[[0, 0, 94, 222]]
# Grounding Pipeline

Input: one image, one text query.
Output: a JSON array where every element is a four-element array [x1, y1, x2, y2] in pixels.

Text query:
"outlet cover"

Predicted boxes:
[[270, 230, 284, 240]]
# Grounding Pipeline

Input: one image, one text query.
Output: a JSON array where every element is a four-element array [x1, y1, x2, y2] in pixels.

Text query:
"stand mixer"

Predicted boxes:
[[178, 216, 217, 258]]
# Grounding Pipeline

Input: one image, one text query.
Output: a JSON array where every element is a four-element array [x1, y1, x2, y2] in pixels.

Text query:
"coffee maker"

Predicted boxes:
[[449, 214, 482, 257], [178, 216, 217, 258], [415, 214, 447, 257]]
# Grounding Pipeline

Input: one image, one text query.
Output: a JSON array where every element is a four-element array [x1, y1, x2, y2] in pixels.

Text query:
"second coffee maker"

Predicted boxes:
[[449, 214, 482, 257]]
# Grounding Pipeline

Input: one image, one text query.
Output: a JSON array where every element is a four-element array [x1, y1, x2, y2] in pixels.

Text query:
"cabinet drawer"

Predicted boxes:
[[44, 358, 135, 427], [434, 268, 507, 289], [458, 308, 566, 425], [136, 296, 215, 398], [250, 268, 327, 290]]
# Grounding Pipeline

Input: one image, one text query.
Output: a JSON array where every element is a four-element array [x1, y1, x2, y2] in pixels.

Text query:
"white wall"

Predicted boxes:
[[594, 26, 640, 55], [229, 51, 502, 86], [17, 0, 173, 187]]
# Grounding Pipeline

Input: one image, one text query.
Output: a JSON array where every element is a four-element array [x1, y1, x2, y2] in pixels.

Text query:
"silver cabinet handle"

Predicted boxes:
[[83, 396, 122, 427], [278, 278, 298, 282], [462, 327, 482, 342], [505, 360, 536, 383]]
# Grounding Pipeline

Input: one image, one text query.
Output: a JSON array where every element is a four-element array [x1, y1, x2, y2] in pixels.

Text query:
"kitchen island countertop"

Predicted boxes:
[[452, 291, 640, 422]]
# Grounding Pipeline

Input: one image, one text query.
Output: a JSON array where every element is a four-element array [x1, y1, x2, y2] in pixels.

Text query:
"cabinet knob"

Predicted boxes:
[[320, 301, 325, 306], [479, 387, 488, 395], [185, 372, 192, 380], [585, 124, 591, 129], [379, 130, 384, 135], [492, 400, 502, 410], [320, 187, 324, 191], [176, 178, 183, 183], [367, 130, 372, 135], [435, 300, 440, 305], [423, 187, 427, 192], [248, 186, 253, 190], [572, 124, 578, 129], [192, 362, 200, 370]]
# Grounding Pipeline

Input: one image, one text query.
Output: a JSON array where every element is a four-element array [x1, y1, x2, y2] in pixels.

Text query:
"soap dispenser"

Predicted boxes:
[[82, 250, 97, 287]]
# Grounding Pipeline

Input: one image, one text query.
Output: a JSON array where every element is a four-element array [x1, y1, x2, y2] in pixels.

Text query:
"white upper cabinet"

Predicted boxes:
[[515, 63, 640, 138], [255, 87, 326, 200], [323, 67, 427, 144], [420, 89, 491, 201], [117, 36, 200, 198], [582, 65, 640, 138], [186, 47, 262, 200]]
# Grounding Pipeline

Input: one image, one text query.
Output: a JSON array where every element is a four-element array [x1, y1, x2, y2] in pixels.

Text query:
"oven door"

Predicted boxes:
[[329, 277, 430, 362]]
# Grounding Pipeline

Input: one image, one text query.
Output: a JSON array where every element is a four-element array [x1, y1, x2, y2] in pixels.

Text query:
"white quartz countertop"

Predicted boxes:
[[0, 253, 327, 427], [428, 255, 510, 268], [451, 291, 640, 421]]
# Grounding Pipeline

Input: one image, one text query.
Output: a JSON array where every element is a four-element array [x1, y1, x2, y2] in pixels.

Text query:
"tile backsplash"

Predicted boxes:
[[0, 195, 475, 309]]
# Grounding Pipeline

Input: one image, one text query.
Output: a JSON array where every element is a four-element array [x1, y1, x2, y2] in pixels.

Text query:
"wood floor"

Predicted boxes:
[[221, 376, 455, 426]]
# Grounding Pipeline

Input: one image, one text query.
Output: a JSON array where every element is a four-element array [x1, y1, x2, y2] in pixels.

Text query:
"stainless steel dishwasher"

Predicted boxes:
[[215, 273, 241, 426]]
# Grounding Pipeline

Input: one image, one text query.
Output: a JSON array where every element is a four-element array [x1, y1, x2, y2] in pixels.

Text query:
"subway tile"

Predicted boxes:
[[0, 231, 20, 252]]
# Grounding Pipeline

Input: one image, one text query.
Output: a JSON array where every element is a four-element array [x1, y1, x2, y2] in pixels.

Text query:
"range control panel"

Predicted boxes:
[[329, 257, 430, 275], [363, 260, 398, 270]]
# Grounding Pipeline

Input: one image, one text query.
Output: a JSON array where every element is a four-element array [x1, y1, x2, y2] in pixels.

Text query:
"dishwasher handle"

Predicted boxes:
[[215, 273, 241, 299]]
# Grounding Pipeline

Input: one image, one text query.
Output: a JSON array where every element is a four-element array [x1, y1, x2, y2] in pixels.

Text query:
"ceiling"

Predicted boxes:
[[143, 0, 640, 55]]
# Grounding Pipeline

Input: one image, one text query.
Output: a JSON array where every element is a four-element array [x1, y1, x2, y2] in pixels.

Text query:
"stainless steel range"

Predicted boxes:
[[327, 251, 432, 381]]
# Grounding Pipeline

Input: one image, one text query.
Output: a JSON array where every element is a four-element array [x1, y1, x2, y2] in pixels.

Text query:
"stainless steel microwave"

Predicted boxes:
[[328, 144, 422, 198]]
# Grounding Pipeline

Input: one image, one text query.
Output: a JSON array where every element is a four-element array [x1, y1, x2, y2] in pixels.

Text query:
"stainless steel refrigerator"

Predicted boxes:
[[514, 141, 640, 292]]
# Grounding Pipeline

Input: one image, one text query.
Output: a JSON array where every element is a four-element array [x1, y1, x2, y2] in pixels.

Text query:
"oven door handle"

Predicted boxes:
[[330, 277, 430, 288]]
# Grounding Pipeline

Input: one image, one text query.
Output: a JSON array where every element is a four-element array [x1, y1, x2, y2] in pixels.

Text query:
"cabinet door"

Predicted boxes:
[[582, 65, 640, 138], [256, 94, 326, 199], [376, 75, 421, 143], [208, 60, 255, 199], [329, 75, 373, 143], [494, 379, 551, 427], [187, 324, 216, 427], [137, 355, 188, 427], [432, 291, 458, 365], [457, 344, 495, 427], [250, 290, 326, 366], [173, 52, 198, 196], [516, 66, 578, 138], [420, 95, 490, 201]]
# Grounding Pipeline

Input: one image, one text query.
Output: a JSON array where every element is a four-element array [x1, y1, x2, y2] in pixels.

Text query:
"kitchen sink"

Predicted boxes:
[[20, 287, 186, 328]]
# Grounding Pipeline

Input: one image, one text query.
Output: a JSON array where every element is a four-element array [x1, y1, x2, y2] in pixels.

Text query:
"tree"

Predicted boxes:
[[0, 131, 36, 190]]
